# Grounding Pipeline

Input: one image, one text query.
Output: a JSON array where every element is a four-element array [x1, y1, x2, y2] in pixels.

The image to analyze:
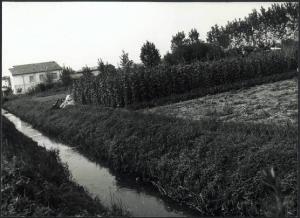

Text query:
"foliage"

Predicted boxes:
[[97, 58, 118, 78], [27, 83, 55, 95], [72, 49, 297, 108], [140, 41, 161, 67], [60, 66, 74, 86], [126, 71, 297, 110], [1, 116, 107, 217], [119, 50, 133, 69], [164, 29, 225, 65], [207, 2, 299, 49], [3, 99, 297, 217], [81, 66, 93, 77]]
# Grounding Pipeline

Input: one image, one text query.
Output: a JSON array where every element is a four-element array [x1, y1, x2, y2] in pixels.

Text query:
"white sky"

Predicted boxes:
[[2, 2, 280, 75]]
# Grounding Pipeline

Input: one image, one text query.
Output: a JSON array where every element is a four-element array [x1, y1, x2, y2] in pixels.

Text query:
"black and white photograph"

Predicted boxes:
[[1, 1, 298, 217]]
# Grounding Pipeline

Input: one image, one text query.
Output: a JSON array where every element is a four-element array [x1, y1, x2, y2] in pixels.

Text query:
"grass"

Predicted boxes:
[[3, 97, 297, 216], [142, 77, 298, 125], [1, 115, 129, 217]]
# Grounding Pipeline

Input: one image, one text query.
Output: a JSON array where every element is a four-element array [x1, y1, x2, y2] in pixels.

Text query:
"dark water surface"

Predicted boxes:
[[2, 109, 197, 217]]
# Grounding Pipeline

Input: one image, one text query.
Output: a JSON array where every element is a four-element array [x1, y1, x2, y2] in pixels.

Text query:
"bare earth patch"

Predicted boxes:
[[141, 78, 298, 125]]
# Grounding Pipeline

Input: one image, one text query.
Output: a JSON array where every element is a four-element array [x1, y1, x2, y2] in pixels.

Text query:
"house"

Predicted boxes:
[[2, 76, 11, 88], [8, 61, 62, 94], [70, 66, 101, 80]]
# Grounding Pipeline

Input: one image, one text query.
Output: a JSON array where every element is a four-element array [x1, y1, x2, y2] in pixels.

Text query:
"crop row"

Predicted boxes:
[[72, 50, 297, 107]]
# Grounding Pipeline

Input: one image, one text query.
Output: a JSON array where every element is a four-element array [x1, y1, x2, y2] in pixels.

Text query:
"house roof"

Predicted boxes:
[[9, 61, 62, 76]]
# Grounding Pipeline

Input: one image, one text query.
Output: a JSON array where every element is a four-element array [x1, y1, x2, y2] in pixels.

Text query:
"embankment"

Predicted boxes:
[[1, 115, 117, 216], [3, 99, 297, 216]]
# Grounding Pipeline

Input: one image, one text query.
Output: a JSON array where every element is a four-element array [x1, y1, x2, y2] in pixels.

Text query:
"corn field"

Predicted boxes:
[[72, 50, 298, 107]]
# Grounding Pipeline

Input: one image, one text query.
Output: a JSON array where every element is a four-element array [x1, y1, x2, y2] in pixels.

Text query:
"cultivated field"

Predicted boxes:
[[142, 78, 298, 125]]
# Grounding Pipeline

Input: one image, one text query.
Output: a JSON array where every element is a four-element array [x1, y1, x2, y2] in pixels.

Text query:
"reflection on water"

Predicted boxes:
[[2, 109, 196, 217]]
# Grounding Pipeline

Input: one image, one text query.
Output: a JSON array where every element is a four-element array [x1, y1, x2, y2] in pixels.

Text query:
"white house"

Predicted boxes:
[[8, 61, 62, 94]]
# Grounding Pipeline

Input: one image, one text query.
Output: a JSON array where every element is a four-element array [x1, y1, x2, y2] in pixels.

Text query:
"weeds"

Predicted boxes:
[[1, 116, 119, 216], [3, 99, 297, 216]]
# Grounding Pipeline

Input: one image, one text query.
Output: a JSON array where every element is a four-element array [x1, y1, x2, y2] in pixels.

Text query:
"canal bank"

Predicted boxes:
[[2, 109, 198, 217], [3, 98, 297, 216], [1, 114, 109, 217]]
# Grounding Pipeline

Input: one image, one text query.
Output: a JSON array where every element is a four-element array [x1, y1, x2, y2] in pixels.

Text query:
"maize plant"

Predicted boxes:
[[72, 49, 297, 107]]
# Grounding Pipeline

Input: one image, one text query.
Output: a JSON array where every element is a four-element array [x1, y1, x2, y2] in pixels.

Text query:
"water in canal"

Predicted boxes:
[[2, 109, 197, 217]]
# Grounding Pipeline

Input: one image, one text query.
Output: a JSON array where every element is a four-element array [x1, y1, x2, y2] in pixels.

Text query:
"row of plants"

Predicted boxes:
[[1, 116, 108, 216], [128, 70, 297, 110], [3, 99, 297, 216], [72, 49, 298, 108]]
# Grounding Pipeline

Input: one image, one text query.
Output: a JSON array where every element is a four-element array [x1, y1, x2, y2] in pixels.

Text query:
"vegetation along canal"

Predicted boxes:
[[2, 109, 197, 217]]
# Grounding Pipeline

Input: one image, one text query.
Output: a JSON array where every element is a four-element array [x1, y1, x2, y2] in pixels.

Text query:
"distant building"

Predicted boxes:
[[70, 66, 101, 80], [2, 76, 11, 88], [8, 61, 62, 94]]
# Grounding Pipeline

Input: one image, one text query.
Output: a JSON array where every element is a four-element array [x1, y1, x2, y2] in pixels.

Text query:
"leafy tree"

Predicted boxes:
[[207, 2, 299, 50], [119, 50, 133, 69], [82, 66, 93, 76], [97, 58, 117, 77], [140, 41, 161, 67], [171, 31, 187, 52], [188, 28, 200, 43], [60, 66, 74, 86]]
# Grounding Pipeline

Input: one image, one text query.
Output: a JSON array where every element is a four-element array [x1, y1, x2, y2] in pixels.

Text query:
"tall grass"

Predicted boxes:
[[1, 116, 109, 216], [3, 98, 297, 216]]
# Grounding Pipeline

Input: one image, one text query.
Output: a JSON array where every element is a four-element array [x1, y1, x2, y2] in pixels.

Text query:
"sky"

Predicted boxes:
[[2, 2, 280, 76]]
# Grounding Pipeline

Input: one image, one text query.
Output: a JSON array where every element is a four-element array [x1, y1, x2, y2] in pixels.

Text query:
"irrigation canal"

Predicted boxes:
[[2, 109, 198, 217]]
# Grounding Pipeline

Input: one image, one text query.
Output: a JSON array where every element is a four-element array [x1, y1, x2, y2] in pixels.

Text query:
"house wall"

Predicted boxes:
[[2, 79, 10, 87], [11, 70, 62, 94]]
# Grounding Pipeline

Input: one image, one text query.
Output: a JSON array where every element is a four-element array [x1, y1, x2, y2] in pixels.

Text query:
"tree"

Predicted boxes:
[[140, 41, 161, 67], [171, 31, 187, 52], [188, 28, 200, 43], [119, 50, 133, 69], [97, 58, 117, 77], [81, 66, 93, 76], [60, 66, 74, 86]]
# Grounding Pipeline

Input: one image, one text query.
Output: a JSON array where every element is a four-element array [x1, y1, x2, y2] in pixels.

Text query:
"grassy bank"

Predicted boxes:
[[3, 99, 297, 216], [1, 115, 124, 216]]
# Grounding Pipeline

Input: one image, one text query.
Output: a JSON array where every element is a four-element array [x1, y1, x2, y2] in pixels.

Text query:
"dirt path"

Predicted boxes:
[[141, 78, 298, 125]]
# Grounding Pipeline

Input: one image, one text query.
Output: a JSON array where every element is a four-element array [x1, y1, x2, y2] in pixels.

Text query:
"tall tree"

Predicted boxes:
[[140, 41, 161, 67], [171, 31, 187, 51], [60, 66, 74, 86], [119, 50, 133, 69], [188, 28, 200, 43]]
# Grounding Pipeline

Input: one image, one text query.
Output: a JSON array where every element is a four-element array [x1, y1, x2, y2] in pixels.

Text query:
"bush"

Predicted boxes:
[[72, 49, 298, 108], [60, 66, 74, 86]]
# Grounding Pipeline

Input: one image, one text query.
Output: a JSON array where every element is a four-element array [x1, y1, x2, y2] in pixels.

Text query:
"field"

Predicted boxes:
[[142, 78, 298, 125], [3, 95, 297, 216]]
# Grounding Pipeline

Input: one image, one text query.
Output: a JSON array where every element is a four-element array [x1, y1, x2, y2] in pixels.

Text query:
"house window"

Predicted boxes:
[[29, 75, 35, 83], [39, 74, 45, 82], [50, 72, 58, 79]]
